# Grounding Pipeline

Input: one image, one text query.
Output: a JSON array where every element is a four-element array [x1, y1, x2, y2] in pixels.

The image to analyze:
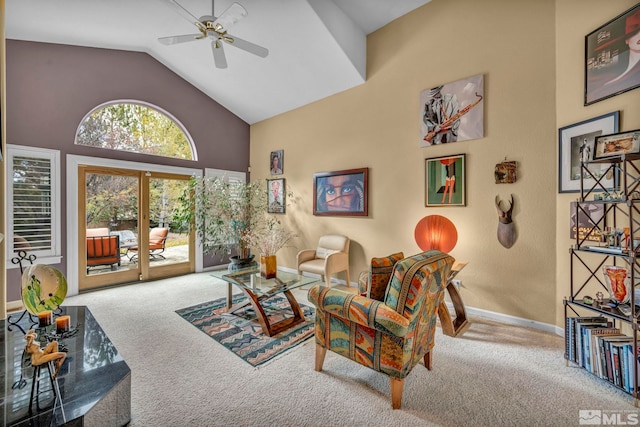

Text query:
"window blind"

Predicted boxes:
[[12, 156, 53, 252]]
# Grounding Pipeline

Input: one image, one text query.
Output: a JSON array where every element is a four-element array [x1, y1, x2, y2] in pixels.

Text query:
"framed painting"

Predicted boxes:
[[558, 111, 619, 193], [270, 150, 283, 175], [425, 154, 466, 207], [585, 3, 640, 105], [593, 129, 640, 160], [267, 178, 285, 213], [313, 168, 368, 216], [420, 74, 484, 147], [570, 202, 605, 242]]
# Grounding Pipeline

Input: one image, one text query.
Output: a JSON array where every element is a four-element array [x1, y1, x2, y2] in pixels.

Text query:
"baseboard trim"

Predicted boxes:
[[445, 302, 560, 336], [282, 266, 561, 335], [6, 300, 24, 313]]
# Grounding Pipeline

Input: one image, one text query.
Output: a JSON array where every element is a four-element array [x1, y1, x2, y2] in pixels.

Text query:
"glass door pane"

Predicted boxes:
[[145, 175, 193, 277], [81, 169, 140, 290]]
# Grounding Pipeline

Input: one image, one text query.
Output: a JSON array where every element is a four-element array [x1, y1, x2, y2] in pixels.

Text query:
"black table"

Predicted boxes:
[[1, 306, 131, 426]]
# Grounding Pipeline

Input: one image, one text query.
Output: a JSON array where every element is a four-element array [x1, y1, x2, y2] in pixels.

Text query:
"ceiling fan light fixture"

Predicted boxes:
[[160, 1, 269, 68]]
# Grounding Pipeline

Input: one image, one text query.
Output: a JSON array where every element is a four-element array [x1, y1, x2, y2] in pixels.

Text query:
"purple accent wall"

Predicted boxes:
[[5, 40, 250, 301]]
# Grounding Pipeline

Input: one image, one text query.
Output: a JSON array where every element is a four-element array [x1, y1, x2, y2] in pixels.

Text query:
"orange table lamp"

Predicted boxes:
[[414, 215, 458, 253]]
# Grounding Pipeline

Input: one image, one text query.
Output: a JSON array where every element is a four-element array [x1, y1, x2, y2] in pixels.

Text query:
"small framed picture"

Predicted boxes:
[[570, 202, 605, 243], [593, 129, 640, 160], [267, 178, 285, 213], [495, 161, 517, 184], [313, 168, 368, 216], [270, 150, 283, 175], [425, 154, 466, 207], [558, 111, 619, 193]]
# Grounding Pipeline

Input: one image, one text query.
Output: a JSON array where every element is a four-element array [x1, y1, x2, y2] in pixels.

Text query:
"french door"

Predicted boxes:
[[78, 165, 194, 291]]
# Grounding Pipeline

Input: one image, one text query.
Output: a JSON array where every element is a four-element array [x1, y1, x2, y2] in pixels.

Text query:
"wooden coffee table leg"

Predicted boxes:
[[226, 288, 305, 337], [230, 287, 273, 335], [438, 282, 471, 337]]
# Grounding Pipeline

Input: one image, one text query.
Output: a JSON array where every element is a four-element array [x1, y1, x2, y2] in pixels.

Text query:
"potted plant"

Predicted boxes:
[[173, 176, 294, 272], [173, 177, 263, 268]]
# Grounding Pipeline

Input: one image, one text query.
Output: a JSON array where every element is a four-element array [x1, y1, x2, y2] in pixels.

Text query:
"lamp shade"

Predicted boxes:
[[414, 215, 458, 253]]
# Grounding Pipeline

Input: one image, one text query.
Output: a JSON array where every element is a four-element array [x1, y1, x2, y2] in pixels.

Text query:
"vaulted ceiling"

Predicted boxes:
[[6, 0, 431, 124]]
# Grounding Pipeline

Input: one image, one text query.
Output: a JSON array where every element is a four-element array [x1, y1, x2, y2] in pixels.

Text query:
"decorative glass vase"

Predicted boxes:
[[260, 255, 277, 279]]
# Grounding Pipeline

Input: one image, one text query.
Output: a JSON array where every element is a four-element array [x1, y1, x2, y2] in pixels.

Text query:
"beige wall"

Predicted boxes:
[[251, 0, 559, 324], [555, 0, 640, 327]]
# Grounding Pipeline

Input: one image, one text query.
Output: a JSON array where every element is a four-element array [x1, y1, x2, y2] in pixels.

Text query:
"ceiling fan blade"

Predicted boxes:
[[212, 2, 247, 30], [211, 40, 228, 69], [225, 35, 269, 58], [158, 34, 202, 45], [167, 0, 205, 28]]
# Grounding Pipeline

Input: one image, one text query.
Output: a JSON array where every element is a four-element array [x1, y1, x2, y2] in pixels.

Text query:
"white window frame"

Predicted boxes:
[[6, 144, 62, 267], [205, 168, 246, 184]]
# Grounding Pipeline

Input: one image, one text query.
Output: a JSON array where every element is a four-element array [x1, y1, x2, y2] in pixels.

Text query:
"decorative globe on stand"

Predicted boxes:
[[21, 264, 68, 314]]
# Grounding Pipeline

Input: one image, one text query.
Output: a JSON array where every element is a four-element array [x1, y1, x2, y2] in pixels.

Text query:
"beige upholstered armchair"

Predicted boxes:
[[297, 234, 351, 287], [308, 250, 454, 409]]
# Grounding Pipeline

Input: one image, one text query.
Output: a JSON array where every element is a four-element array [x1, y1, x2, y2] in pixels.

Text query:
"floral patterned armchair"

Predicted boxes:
[[308, 250, 454, 409]]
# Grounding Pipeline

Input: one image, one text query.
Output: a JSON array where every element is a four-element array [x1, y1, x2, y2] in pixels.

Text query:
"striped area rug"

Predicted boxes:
[[176, 295, 315, 367]]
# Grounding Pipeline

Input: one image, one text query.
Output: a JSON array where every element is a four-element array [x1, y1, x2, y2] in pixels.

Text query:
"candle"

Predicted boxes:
[[55, 315, 70, 333], [38, 310, 52, 327]]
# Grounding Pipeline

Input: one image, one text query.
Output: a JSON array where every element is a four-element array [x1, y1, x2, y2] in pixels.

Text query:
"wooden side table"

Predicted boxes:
[[438, 261, 471, 337]]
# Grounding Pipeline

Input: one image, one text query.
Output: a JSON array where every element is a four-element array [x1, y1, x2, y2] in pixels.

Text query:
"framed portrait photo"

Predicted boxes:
[[267, 178, 285, 214], [313, 168, 368, 216], [585, 3, 640, 105], [593, 129, 640, 160], [425, 154, 466, 207], [270, 150, 283, 175], [558, 111, 619, 193]]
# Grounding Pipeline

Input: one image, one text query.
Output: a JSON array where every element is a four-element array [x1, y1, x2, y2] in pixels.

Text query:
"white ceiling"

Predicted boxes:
[[6, 0, 431, 124]]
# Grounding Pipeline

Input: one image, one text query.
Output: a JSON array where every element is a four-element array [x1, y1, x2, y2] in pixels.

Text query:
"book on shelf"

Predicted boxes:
[[611, 340, 635, 388], [601, 335, 634, 388], [574, 318, 611, 368], [625, 345, 640, 393], [565, 316, 610, 364], [589, 328, 622, 377], [582, 325, 616, 372]]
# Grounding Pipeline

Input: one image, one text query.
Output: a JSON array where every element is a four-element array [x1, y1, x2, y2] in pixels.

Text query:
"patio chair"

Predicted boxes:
[[86, 227, 121, 272], [128, 228, 169, 261]]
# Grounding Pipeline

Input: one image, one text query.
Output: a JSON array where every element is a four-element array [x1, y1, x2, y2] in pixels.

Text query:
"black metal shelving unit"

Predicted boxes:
[[565, 153, 640, 407]]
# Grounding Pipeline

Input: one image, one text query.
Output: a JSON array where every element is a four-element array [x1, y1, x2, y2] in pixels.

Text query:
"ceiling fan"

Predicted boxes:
[[159, 0, 269, 69]]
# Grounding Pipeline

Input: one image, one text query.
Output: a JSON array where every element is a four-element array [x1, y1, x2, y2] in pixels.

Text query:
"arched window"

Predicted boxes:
[[75, 101, 196, 160]]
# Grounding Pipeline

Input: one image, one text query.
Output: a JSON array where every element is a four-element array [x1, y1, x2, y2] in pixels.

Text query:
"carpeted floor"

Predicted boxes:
[[176, 295, 315, 367], [63, 272, 637, 427]]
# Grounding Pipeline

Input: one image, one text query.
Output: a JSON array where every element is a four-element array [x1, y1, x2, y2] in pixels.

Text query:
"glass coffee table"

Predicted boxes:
[[211, 268, 317, 337]]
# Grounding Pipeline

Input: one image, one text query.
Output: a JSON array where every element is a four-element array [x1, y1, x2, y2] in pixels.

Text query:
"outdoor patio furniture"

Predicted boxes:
[[128, 228, 169, 261]]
